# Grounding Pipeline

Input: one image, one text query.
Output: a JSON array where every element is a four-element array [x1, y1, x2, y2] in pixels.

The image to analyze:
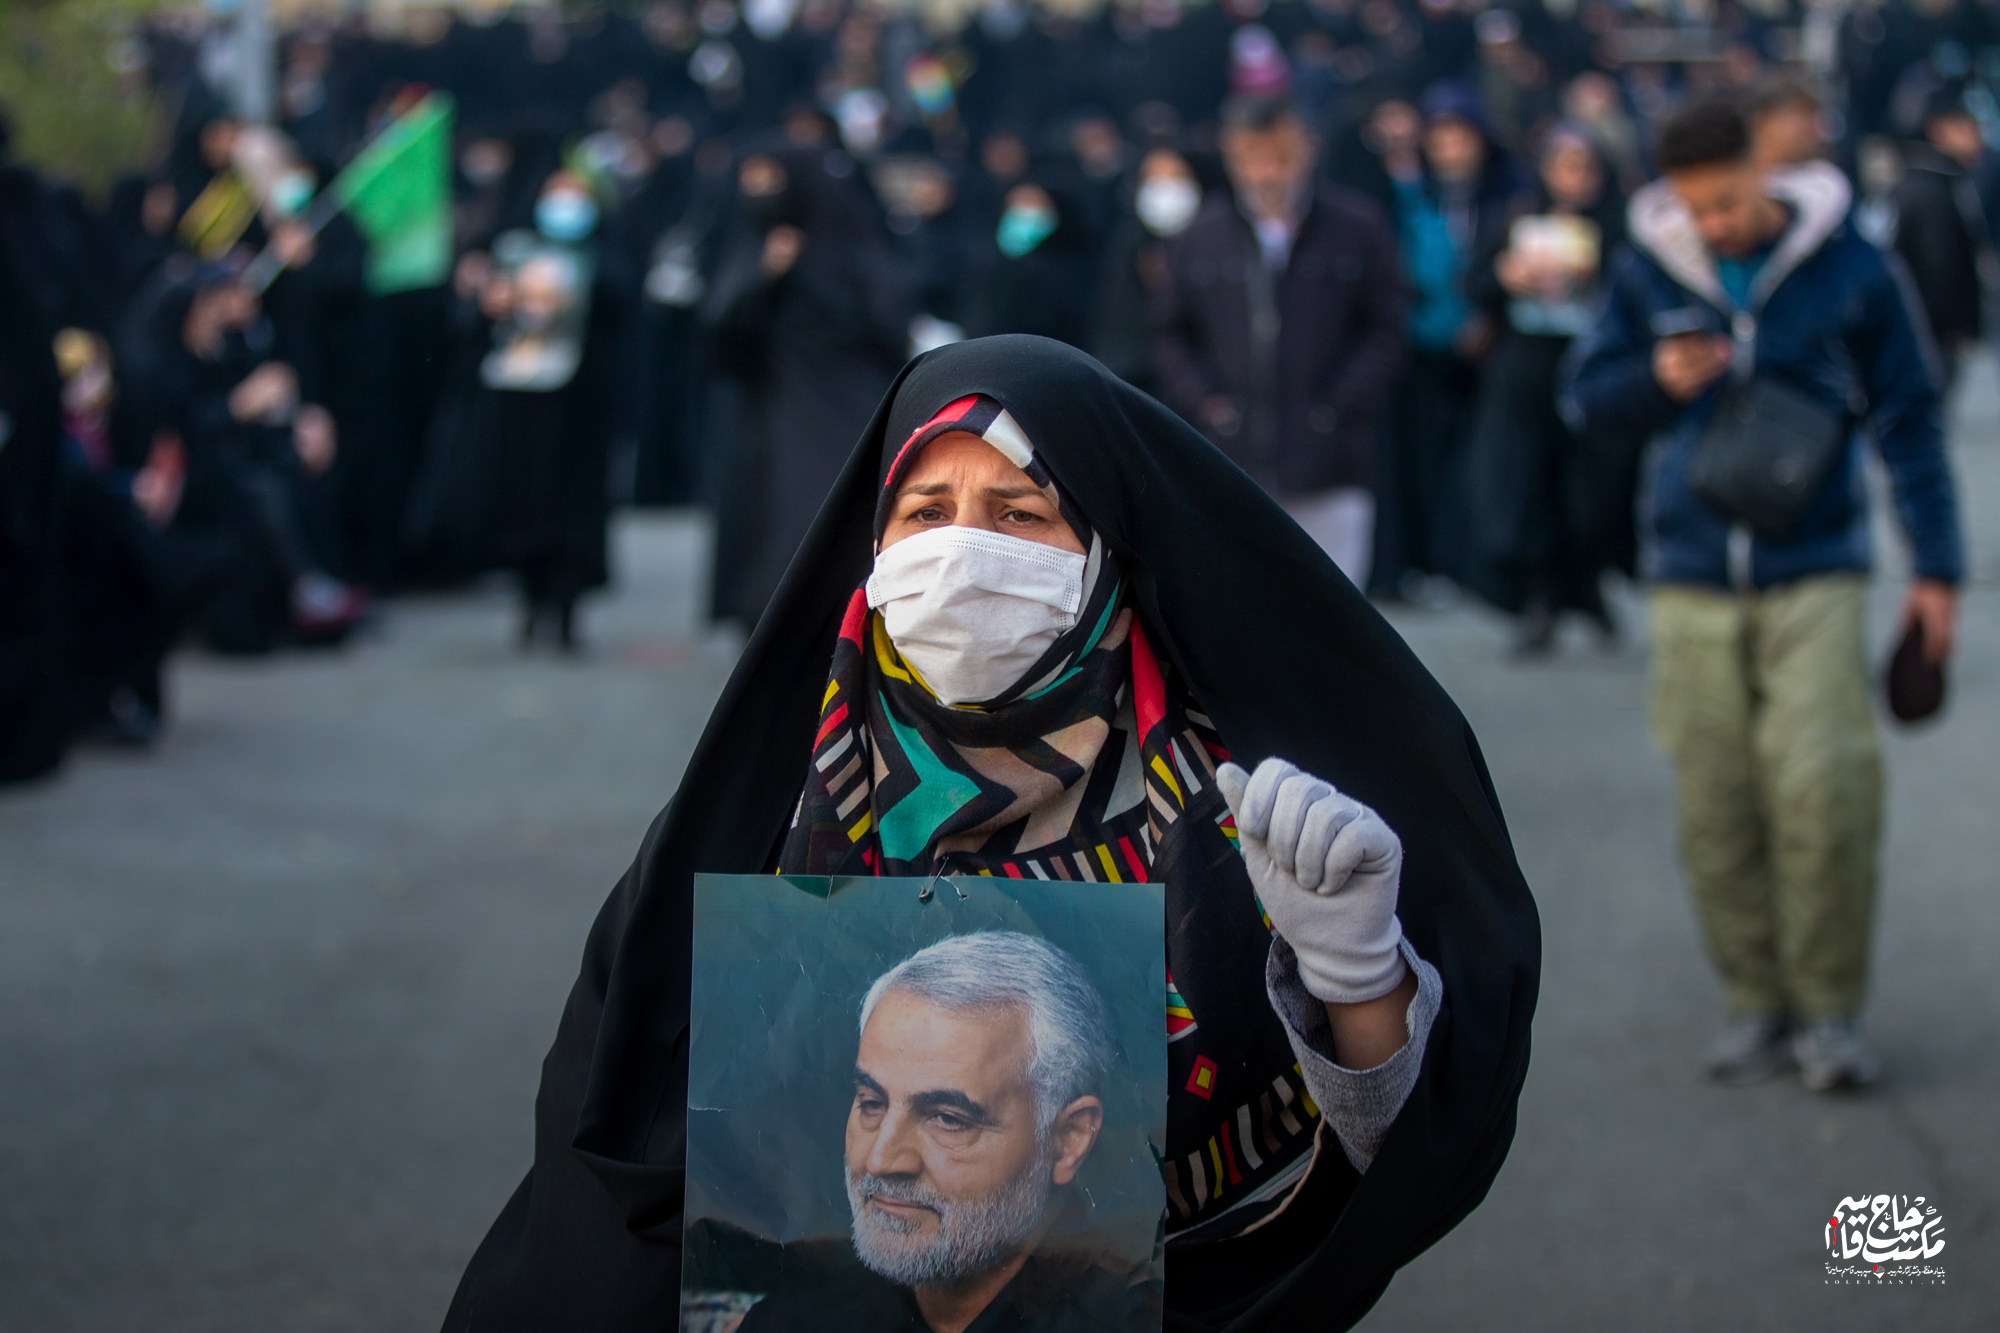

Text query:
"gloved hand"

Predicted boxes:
[[1217, 757, 1407, 1005]]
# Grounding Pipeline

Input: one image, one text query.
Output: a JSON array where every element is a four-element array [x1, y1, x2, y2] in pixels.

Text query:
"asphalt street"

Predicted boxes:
[[3, 366, 1995, 1331]]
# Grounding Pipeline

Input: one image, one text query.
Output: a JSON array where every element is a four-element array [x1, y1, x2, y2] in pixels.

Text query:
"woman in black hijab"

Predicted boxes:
[[703, 145, 915, 627], [443, 336, 1538, 1332], [1461, 126, 1627, 653], [964, 174, 1100, 348]]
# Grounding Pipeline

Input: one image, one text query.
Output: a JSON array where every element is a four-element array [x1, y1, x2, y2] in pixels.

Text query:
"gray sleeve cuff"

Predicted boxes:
[[1265, 933, 1441, 1173]]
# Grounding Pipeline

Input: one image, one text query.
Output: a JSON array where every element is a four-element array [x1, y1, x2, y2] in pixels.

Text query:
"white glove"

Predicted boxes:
[[1217, 757, 1407, 1005]]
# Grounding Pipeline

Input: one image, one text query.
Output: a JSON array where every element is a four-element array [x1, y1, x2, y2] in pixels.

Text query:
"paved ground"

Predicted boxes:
[[3, 368, 1995, 1331]]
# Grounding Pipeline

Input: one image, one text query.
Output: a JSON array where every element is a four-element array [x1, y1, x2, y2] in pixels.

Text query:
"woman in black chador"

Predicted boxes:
[[1462, 126, 1628, 654], [457, 166, 630, 648], [443, 337, 1538, 1333], [702, 145, 915, 628]]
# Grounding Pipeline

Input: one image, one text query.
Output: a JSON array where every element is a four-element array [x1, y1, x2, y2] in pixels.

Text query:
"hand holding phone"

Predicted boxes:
[[1653, 331, 1733, 402]]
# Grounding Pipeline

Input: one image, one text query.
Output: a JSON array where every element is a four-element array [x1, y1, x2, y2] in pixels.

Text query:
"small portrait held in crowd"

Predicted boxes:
[[477, 183, 599, 393]]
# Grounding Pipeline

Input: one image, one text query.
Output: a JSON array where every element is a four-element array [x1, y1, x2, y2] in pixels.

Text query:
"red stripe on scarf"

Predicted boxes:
[[814, 702, 849, 749], [1118, 835, 1146, 880], [838, 588, 870, 645], [1131, 620, 1167, 742], [882, 394, 981, 490]]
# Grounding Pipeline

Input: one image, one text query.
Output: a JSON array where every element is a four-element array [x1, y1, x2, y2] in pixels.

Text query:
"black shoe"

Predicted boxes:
[[80, 687, 160, 748], [555, 597, 581, 653], [1705, 1012, 1795, 1085], [1584, 602, 1621, 652], [1511, 601, 1557, 658]]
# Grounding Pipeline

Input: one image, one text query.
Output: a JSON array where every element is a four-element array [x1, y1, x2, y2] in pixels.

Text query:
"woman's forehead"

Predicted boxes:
[[895, 432, 1045, 492]]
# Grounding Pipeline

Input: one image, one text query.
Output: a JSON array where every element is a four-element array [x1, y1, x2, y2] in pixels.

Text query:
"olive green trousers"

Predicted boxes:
[[1648, 576, 1882, 1018]]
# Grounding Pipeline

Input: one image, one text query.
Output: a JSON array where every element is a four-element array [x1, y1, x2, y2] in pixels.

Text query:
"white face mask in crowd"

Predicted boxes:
[[1135, 174, 1200, 237], [865, 525, 1087, 706]]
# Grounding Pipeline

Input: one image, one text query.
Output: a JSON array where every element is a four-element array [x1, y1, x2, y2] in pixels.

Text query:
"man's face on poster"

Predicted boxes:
[[845, 990, 1102, 1290]]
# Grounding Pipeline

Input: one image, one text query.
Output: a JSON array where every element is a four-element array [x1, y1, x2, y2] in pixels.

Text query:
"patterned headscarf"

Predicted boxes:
[[780, 390, 1200, 876], [780, 393, 1232, 881]]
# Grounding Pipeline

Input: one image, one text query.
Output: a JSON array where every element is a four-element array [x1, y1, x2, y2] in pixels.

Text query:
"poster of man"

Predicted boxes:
[[477, 229, 593, 392], [682, 874, 1166, 1333]]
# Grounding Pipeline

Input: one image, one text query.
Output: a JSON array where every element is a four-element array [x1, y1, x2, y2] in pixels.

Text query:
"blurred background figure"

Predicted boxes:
[[1748, 72, 1829, 171], [1890, 79, 1994, 384], [119, 267, 363, 655], [1563, 98, 1961, 1092], [964, 174, 1099, 344], [1372, 81, 1520, 603], [1090, 144, 1205, 393], [1461, 124, 1626, 655], [703, 146, 913, 628], [442, 167, 628, 650], [1153, 94, 1403, 588], [52, 327, 216, 747]]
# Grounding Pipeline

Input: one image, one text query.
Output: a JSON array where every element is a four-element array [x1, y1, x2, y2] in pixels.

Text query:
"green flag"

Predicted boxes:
[[332, 93, 453, 295]]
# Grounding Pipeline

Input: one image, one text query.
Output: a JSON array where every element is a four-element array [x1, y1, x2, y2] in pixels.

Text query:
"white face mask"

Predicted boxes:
[[865, 525, 1087, 707], [1136, 175, 1200, 237]]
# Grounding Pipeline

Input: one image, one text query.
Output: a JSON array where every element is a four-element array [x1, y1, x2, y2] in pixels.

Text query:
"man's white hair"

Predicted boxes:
[[859, 931, 1114, 1130]]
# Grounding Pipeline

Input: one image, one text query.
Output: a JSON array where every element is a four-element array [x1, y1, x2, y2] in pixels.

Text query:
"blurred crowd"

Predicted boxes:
[[2, 0, 1997, 785]]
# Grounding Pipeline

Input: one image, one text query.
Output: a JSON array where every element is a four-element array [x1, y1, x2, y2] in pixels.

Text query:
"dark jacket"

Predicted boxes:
[[1151, 184, 1405, 496], [1890, 142, 1987, 346], [1563, 163, 1963, 591]]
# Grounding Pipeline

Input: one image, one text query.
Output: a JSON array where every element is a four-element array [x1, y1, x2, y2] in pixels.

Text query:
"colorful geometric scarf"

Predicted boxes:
[[776, 394, 1328, 1236]]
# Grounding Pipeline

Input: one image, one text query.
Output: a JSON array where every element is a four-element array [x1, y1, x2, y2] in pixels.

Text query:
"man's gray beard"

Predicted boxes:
[[845, 1148, 1053, 1290]]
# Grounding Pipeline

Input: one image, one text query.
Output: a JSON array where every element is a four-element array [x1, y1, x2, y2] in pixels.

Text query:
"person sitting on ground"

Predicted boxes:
[[121, 266, 364, 652]]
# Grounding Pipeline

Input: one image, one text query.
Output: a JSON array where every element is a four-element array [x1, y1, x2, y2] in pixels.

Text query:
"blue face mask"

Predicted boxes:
[[536, 191, 599, 243], [996, 203, 1057, 258], [270, 172, 315, 218]]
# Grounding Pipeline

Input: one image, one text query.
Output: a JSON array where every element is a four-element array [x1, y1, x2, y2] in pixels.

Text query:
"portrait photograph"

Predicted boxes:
[[681, 874, 1168, 1333]]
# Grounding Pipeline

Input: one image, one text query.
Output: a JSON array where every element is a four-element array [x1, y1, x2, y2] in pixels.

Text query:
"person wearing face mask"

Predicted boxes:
[[1088, 146, 1204, 392], [443, 335, 1538, 1333], [964, 177, 1099, 350], [445, 168, 630, 649], [1153, 95, 1406, 591], [253, 155, 380, 595]]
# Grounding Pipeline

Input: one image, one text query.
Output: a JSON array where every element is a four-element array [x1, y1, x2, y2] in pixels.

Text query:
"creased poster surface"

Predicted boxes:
[[682, 874, 1166, 1333]]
